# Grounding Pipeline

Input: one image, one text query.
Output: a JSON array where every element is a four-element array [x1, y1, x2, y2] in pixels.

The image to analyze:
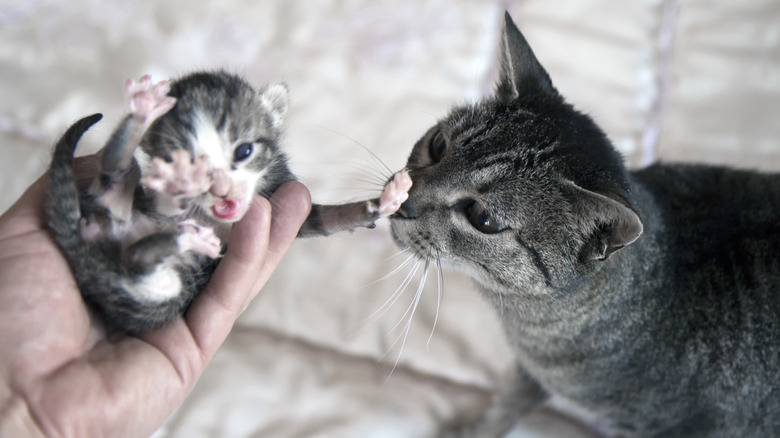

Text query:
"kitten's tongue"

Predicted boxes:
[[211, 199, 243, 220]]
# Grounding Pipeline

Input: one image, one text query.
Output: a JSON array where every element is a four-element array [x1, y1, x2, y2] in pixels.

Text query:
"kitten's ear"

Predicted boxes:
[[496, 12, 557, 100], [259, 83, 289, 128], [568, 182, 643, 261]]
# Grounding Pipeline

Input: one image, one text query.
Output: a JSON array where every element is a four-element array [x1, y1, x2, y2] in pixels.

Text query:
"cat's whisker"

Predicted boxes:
[[361, 258, 420, 327], [498, 287, 505, 322], [376, 261, 424, 363], [383, 258, 430, 383], [349, 177, 388, 190], [385, 260, 425, 334], [426, 252, 444, 349], [379, 247, 410, 265], [365, 253, 416, 286], [338, 161, 394, 187], [306, 124, 394, 179]]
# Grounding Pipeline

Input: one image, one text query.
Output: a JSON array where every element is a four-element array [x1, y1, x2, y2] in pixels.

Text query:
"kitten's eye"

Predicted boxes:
[[429, 130, 447, 162], [234, 143, 254, 162], [465, 201, 506, 234]]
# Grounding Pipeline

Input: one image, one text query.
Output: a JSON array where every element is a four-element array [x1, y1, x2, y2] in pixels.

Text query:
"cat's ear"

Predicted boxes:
[[259, 83, 289, 128], [496, 12, 557, 100], [567, 182, 643, 261]]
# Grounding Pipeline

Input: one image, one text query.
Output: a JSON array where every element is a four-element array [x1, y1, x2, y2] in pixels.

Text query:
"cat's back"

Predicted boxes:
[[631, 162, 780, 295], [625, 164, 780, 436], [632, 162, 780, 247]]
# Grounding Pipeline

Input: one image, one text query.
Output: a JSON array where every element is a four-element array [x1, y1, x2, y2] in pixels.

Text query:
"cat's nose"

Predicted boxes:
[[210, 169, 231, 198], [394, 198, 418, 219]]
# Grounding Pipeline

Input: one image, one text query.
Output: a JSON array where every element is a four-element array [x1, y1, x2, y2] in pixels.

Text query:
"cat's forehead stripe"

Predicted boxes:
[[192, 110, 229, 169]]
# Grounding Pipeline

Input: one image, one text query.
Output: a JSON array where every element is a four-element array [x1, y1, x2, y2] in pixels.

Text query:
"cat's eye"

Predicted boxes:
[[429, 130, 447, 162], [234, 143, 254, 162], [465, 201, 506, 234]]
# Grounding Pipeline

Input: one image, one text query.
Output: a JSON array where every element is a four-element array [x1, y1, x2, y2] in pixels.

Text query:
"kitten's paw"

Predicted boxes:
[[126, 74, 177, 128], [370, 170, 413, 217], [178, 219, 222, 258], [78, 217, 102, 242], [142, 149, 212, 198]]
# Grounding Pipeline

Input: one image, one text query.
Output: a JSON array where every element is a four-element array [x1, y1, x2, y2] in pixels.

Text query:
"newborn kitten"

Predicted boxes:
[[390, 13, 780, 438], [45, 71, 411, 335]]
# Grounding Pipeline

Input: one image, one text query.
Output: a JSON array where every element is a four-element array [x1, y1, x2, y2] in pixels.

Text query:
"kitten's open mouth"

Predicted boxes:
[[211, 199, 243, 220]]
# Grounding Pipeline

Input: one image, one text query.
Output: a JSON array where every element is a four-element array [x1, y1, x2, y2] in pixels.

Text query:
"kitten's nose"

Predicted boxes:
[[210, 169, 231, 198]]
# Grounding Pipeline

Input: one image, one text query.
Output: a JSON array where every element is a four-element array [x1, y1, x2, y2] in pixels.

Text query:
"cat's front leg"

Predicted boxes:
[[89, 76, 178, 226], [142, 149, 213, 216], [126, 74, 178, 131], [440, 365, 547, 438]]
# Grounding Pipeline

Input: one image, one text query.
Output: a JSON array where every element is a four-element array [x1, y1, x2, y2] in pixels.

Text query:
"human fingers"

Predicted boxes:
[[184, 181, 311, 359]]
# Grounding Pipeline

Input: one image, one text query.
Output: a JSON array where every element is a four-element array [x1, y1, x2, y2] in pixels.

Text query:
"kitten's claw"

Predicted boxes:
[[126, 75, 177, 129], [142, 149, 212, 198], [178, 219, 222, 258], [369, 170, 413, 217]]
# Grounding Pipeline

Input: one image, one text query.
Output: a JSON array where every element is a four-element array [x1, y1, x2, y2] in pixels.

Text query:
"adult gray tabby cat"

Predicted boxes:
[[45, 71, 411, 335], [390, 12, 780, 438]]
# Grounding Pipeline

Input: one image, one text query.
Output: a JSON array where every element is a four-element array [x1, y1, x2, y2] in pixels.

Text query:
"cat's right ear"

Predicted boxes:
[[259, 83, 289, 128], [567, 182, 643, 261], [496, 12, 557, 100]]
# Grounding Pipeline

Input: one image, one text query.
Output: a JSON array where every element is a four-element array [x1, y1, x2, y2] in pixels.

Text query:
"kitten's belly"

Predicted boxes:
[[546, 395, 612, 437]]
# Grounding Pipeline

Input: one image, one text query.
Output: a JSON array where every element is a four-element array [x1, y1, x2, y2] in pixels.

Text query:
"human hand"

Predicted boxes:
[[0, 172, 311, 437]]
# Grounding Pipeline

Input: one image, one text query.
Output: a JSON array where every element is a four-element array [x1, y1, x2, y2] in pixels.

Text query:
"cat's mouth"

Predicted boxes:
[[211, 199, 244, 221]]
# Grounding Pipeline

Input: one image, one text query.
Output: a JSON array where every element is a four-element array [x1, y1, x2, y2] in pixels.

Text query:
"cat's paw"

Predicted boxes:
[[126, 74, 177, 129], [142, 149, 212, 198], [369, 170, 413, 217], [178, 219, 222, 258]]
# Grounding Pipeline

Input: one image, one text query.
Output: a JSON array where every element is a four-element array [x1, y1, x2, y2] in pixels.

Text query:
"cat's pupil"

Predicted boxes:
[[234, 143, 254, 162], [466, 201, 506, 234], [429, 130, 447, 162]]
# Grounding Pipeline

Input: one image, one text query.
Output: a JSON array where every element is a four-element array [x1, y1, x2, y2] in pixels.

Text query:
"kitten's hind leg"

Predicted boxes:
[[124, 221, 221, 277], [297, 170, 412, 237]]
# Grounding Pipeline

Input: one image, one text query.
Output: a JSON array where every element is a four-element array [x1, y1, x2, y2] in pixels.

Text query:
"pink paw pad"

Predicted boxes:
[[371, 170, 413, 216], [126, 74, 177, 129], [142, 150, 212, 198], [178, 219, 222, 258]]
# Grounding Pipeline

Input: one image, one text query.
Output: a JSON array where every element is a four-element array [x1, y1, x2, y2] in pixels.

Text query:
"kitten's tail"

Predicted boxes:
[[44, 113, 103, 248]]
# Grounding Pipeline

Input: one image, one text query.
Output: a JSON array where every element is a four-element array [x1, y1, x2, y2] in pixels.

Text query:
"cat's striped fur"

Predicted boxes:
[[391, 13, 780, 438]]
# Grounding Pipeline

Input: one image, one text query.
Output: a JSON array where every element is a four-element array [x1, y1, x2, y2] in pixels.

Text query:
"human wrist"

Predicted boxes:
[[0, 395, 46, 438]]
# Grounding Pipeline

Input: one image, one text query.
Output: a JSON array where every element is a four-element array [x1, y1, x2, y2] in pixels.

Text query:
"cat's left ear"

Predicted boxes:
[[567, 182, 643, 261], [259, 83, 289, 128], [496, 12, 557, 100]]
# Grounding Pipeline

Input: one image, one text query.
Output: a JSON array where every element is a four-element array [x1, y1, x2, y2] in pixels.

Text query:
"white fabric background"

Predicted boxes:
[[2, 1, 779, 437]]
